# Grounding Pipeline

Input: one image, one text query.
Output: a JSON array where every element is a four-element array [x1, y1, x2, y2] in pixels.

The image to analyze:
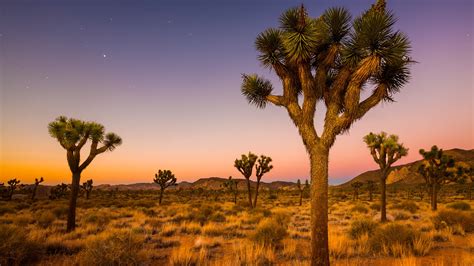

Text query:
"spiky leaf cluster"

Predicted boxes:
[[363, 131, 408, 172], [241, 0, 411, 138], [418, 146, 457, 186], [234, 152, 258, 179], [256, 155, 273, 180], [154, 170, 177, 189], [7, 178, 20, 190], [48, 116, 122, 152]]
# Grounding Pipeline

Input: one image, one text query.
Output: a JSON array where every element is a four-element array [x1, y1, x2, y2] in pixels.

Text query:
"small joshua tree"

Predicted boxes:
[[31, 177, 44, 200], [455, 165, 473, 200], [7, 178, 21, 200], [81, 179, 93, 199], [153, 170, 177, 205], [223, 176, 238, 204], [48, 116, 122, 232], [418, 146, 458, 210], [364, 132, 408, 222], [49, 183, 69, 200], [253, 155, 273, 207], [351, 181, 363, 201], [234, 152, 258, 208], [297, 179, 304, 206], [366, 180, 376, 201]]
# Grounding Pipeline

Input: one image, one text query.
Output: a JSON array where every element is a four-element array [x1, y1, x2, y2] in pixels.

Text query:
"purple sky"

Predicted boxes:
[[0, 0, 472, 185]]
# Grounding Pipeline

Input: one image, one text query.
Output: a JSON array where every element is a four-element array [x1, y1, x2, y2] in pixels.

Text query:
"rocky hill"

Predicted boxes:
[[338, 148, 474, 188]]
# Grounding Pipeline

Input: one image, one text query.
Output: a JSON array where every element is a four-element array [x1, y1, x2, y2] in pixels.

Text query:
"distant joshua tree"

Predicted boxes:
[[240, 1, 411, 262], [50, 183, 69, 200], [31, 177, 44, 200], [455, 165, 473, 200], [48, 116, 122, 231], [364, 132, 408, 222], [304, 180, 310, 198], [223, 176, 238, 204], [418, 146, 458, 210], [351, 181, 363, 201], [6, 178, 21, 200], [366, 180, 376, 201], [297, 179, 304, 206], [153, 170, 177, 205], [81, 179, 93, 199], [253, 155, 273, 207], [234, 152, 258, 208]]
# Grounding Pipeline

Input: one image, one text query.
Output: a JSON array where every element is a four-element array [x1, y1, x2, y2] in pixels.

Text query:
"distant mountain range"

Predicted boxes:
[[337, 148, 474, 188], [14, 148, 473, 197], [95, 177, 296, 191]]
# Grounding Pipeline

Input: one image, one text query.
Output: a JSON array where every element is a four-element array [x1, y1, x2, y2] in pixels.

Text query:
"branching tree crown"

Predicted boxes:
[[234, 152, 258, 179], [48, 116, 122, 173], [363, 132, 408, 172], [154, 170, 177, 189], [256, 155, 273, 180], [418, 146, 456, 186]]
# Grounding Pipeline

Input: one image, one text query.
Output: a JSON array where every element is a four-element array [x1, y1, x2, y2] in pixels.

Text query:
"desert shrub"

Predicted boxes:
[[393, 201, 419, 214], [446, 202, 471, 211], [351, 203, 369, 214], [82, 211, 111, 227], [394, 211, 411, 221], [432, 209, 474, 232], [349, 219, 378, 239], [369, 202, 380, 211], [35, 211, 55, 228], [79, 230, 144, 265], [0, 205, 15, 215], [0, 224, 44, 265], [209, 213, 226, 223], [251, 217, 287, 246], [369, 223, 418, 256], [51, 205, 69, 219]]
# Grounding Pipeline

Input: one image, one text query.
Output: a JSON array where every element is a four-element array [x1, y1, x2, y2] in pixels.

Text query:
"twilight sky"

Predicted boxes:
[[0, 0, 472, 185]]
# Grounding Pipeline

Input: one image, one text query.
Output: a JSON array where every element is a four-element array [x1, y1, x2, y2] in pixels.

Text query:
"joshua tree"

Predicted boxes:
[[253, 155, 273, 207], [240, 1, 411, 263], [366, 180, 376, 201], [153, 170, 177, 205], [31, 177, 44, 200], [81, 179, 93, 199], [351, 181, 363, 201], [364, 132, 408, 222], [49, 183, 69, 200], [418, 146, 458, 210], [6, 178, 21, 200], [454, 165, 473, 200], [234, 152, 258, 208], [48, 116, 122, 231], [223, 176, 238, 204], [297, 179, 304, 206]]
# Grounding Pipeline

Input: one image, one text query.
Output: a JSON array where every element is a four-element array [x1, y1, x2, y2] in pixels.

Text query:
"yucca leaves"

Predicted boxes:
[[255, 28, 285, 68], [321, 7, 351, 45], [241, 74, 273, 108]]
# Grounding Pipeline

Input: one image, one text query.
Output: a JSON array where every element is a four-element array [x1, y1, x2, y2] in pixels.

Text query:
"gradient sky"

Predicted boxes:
[[0, 0, 472, 185]]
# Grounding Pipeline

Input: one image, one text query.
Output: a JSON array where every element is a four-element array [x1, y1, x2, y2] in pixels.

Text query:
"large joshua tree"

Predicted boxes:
[[153, 170, 177, 205], [240, 1, 410, 264], [253, 155, 273, 207], [234, 152, 258, 207], [363, 132, 408, 222], [48, 116, 122, 231]]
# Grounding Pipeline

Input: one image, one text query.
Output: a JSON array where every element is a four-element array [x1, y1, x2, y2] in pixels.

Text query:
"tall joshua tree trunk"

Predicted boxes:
[[246, 179, 253, 208], [253, 181, 260, 208], [309, 146, 330, 266], [67, 171, 81, 232], [380, 173, 387, 222], [430, 184, 438, 211], [159, 188, 164, 205]]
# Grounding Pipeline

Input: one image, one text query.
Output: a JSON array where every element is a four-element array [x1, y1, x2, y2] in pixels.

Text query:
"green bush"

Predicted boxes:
[[446, 202, 471, 211], [251, 217, 288, 246], [79, 230, 144, 265], [349, 219, 378, 239], [0, 224, 43, 265], [432, 209, 474, 232]]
